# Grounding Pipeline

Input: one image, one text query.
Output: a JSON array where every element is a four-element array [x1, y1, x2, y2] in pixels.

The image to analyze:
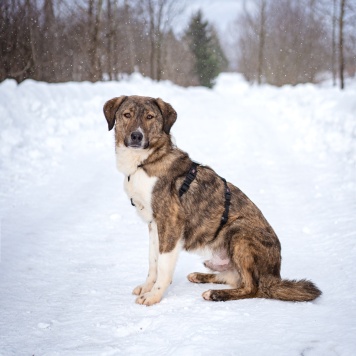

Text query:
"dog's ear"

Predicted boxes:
[[103, 96, 128, 131], [155, 98, 177, 135]]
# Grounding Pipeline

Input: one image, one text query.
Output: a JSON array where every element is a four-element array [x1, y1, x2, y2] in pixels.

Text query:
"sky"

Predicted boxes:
[[181, 0, 243, 33]]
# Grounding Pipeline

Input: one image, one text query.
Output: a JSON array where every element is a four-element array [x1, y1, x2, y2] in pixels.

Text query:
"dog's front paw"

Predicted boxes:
[[135, 291, 162, 306], [132, 282, 154, 296], [132, 285, 143, 296]]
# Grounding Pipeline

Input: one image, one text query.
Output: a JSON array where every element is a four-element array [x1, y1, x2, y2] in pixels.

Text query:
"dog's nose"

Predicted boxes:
[[130, 131, 143, 144]]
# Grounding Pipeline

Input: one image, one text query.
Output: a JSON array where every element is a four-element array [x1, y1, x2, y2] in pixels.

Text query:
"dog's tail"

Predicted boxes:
[[258, 277, 322, 302]]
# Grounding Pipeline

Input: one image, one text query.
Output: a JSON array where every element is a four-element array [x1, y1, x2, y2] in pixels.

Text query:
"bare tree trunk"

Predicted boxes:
[[145, 0, 182, 81], [339, 0, 345, 90], [26, 0, 35, 66], [43, 0, 55, 81], [124, 0, 135, 74], [148, 0, 156, 79], [257, 0, 266, 85], [106, 0, 113, 80], [332, 0, 337, 86], [88, 0, 103, 82], [156, 2, 164, 81]]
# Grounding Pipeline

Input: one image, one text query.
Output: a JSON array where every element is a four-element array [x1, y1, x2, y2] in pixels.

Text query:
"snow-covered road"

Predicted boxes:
[[0, 74, 355, 355]]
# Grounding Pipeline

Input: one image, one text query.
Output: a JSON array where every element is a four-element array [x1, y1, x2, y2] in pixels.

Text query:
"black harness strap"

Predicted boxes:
[[179, 162, 232, 240], [213, 177, 231, 239], [179, 162, 200, 197]]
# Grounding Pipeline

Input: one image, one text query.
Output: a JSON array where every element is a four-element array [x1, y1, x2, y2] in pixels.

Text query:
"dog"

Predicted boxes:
[[103, 95, 322, 306]]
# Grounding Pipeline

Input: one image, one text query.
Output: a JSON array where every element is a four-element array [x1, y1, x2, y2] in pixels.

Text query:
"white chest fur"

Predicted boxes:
[[116, 145, 157, 222], [116, 145, 151, 176], [124, 169, 157, 222]]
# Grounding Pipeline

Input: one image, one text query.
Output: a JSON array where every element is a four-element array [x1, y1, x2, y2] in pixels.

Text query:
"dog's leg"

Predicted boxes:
[[202, 244, 258, 302], [202, 271, 257, 301], [132, 221, 159, 296], [135, 240, 181, 306], [203, 249, 233, 272], [188, 270, 240, 287], [188, 272, 220, 284]]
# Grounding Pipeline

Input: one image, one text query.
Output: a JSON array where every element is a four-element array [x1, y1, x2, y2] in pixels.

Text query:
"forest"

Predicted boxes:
[[0, 0, 355, 89]]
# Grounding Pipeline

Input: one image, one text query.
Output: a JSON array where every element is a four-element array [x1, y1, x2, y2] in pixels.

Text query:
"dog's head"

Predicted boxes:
[[103, 95, 177, 149]]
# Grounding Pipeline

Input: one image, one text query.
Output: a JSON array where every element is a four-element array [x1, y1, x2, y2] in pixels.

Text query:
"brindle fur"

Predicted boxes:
[[103, 95, 322, 305]]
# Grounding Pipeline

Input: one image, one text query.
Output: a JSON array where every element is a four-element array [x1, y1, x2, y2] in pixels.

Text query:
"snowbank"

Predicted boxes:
[[1, 73, 354, 195], [0, 74, 355, 355]]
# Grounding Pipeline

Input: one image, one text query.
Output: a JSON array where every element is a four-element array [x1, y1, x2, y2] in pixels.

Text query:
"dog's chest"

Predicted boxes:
[[124, 169, 157, 222]]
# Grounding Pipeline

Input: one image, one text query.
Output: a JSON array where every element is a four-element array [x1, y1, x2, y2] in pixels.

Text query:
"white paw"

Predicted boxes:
[[132, 282, 154, 296], [202, 290, 212, 300], [135, 291, 162, 306], [132, 285, 143, 295]]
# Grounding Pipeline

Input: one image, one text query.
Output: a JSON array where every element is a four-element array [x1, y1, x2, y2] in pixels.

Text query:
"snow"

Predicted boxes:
[[0, 73, 355, 355]]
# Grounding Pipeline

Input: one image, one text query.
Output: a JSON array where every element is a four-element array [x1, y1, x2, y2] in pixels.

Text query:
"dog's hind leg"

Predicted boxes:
[[202, 243, 259, 301], [188, 270, 240, 287], [188, 272, 219, 284], [202, 271, 258, 301]]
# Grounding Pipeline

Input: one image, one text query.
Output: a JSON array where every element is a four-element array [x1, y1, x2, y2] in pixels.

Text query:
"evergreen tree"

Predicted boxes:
[[186, 10, 228, 88]]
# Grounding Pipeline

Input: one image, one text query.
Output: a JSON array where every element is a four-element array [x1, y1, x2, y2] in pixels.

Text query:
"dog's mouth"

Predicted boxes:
[[124, 137, 149, 149], [127, 142, 149, 149]]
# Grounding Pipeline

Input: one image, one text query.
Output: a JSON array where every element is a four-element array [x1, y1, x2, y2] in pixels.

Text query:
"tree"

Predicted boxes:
[[235, 0, 329, 86], [339, 0, 346, 89], [138, 0, 183, 81], [257, 0, 267, 85], [234, 0, 269, 85], [101, 0, 140, 80], [0, 0, 197, 87], [332, 0, 337, 86], [87, 0, 103, 82], [0, 0, 38, 83], [160, 30, 196, 86], [186, 10, 227, 88]]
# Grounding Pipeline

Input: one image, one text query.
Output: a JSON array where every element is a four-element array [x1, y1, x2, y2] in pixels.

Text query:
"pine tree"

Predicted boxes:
[[186, 10, 227, 88]]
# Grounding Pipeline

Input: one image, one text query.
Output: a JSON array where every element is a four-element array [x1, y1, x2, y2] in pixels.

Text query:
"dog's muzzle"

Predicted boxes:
[[125, 131, 149, 149]]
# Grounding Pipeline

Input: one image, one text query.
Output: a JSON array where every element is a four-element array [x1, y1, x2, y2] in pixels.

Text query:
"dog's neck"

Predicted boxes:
[[115, 145, 152, 176], [115, 136, 175, 177]]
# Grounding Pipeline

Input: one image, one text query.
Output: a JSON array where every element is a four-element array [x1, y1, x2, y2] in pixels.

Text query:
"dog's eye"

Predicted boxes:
[[147, 114, 154, 120], [124, 113, 131, 118]]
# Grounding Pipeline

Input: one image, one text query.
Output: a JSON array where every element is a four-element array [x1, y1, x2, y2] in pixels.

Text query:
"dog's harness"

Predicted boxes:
[[179, 162, 231, 239], [178, 162, 200, 197], [129, 162, 231, 239]]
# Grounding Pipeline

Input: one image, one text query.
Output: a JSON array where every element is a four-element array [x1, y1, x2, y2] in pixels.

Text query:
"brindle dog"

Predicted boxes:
[[103, 95, 322, 306]]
